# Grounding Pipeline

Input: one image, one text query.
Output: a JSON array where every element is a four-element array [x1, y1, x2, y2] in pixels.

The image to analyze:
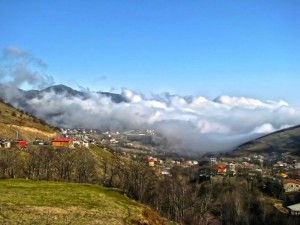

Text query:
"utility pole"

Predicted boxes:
[[11, 128, 19, 140]]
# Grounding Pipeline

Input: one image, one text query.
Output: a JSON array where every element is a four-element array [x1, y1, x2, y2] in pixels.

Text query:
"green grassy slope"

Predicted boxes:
[[232, 125, 300, 156], [89, 144, 114, 160], [0, 179, 169, 225]]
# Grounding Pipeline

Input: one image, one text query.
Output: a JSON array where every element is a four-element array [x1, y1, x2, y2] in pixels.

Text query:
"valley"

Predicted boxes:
[[1, 92, 300, 225]]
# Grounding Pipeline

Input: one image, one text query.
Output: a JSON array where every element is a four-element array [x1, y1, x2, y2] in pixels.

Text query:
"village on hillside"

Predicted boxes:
[[1, 127, 300, 216]]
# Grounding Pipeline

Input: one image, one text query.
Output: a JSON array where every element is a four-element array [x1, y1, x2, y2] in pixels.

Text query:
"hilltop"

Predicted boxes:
[[232, 125, 300, 156], [0, 99, 58, 141]]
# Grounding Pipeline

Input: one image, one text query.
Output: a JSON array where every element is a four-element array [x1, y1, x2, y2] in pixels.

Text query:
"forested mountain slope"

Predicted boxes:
[[233, 125, 300, 156]]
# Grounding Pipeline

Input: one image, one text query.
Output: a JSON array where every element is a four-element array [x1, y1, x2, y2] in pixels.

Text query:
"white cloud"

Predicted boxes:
[[0, 46, 53, 91], [17, 89, 300, 153], [1, 46, 300, 154], [121, 89, 143, 103], [251, 123, 276, 134]]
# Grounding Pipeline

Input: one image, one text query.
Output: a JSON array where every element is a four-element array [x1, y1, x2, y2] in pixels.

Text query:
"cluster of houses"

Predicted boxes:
[[40, 137, 91, 148], [210, 153, 300, 216], [147, 156, 199, 167], [0, 139, 27, 149], [2, 125, 300, 216], [143, 152, 300, 216], [0, 137, 91, 149], [222, 156, 300, 188], [0, 128, 96, 150], [145, 156, 200, 176]]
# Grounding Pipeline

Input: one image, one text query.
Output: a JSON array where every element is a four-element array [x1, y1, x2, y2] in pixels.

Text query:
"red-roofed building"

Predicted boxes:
[[52, 138, 74, 148], [0, 140, 27, 149], [283, 180, 300, 192], [148, 159, 155, 167], [217, 165, 227, 175], [18, 141, 27, 148]]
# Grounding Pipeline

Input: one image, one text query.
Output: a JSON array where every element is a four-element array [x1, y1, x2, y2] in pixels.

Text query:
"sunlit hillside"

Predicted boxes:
[[0, 99, 58, 141], [233, 125, 300, 156], [0, 179, 171, 225]]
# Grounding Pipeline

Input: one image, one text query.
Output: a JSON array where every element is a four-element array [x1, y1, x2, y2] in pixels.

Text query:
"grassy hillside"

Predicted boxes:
[[0, 97, 169, 225], [0, 179, 171, 225], [0, 100, 58, 140], [232, 125, 300, 156]]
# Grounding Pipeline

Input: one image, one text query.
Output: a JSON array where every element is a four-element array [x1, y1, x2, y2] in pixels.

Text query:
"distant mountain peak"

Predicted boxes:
[[42, 84, 82, 95], [21, 84, 126, 103]]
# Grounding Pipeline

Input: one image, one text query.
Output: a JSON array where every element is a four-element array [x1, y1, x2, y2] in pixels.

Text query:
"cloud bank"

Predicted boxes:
[[20, 88, 300, 153], [0, 46, 54, 98], [1, 46, 300, 154]]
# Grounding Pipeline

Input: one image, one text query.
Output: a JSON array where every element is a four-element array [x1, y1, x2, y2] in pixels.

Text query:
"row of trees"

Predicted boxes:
[[0, 146, 96, 183], [99, 154, 299, 225], [0, 146, 299, 225]]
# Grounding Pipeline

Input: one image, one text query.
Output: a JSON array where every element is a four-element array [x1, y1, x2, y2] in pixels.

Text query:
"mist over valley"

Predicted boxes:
[[1, 47, 300, 155]]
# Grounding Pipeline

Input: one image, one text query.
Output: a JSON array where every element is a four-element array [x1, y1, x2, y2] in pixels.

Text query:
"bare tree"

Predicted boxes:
[[124, 159, 156, 203], [54, 147, 76, 182], [0, 149, 25, 178], [74, 148, 97, 183]]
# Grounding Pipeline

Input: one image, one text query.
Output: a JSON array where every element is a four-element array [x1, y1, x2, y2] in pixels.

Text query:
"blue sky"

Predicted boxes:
[[1, 0, 299, 105]]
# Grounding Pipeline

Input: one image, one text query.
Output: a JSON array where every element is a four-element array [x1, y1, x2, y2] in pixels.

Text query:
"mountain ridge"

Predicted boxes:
[[0, 83, 126, 103]]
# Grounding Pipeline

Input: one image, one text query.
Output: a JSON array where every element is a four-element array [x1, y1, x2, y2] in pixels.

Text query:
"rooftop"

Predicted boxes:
[[283, 180, 300, 185], [53, 138, 73, 142], [287, 203, 300, 211]]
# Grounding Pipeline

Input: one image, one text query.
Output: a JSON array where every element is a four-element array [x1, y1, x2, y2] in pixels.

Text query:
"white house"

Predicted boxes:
[[287, 203, 300, 216], [283, 180, 300, 192]]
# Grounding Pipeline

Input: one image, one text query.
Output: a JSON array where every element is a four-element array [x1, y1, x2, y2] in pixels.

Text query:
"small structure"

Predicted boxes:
[[52, 138, 74, 148], [18, 141, 27, 148], [217, 165, 227, 175], [210, 157, 217, 163], [82, 141, 89, 148], [148, 159, 155, 167], [228, 162, 236, 172], [161, 171, 171, 176], [1, 141, 11, 148], [287, 203, 300, 216], [283, 180, 300, 192], [193, 161, 199, 165], [0, 140, 27, 149], [185, 160, 193, 166], [279, 173, 288, 179]]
